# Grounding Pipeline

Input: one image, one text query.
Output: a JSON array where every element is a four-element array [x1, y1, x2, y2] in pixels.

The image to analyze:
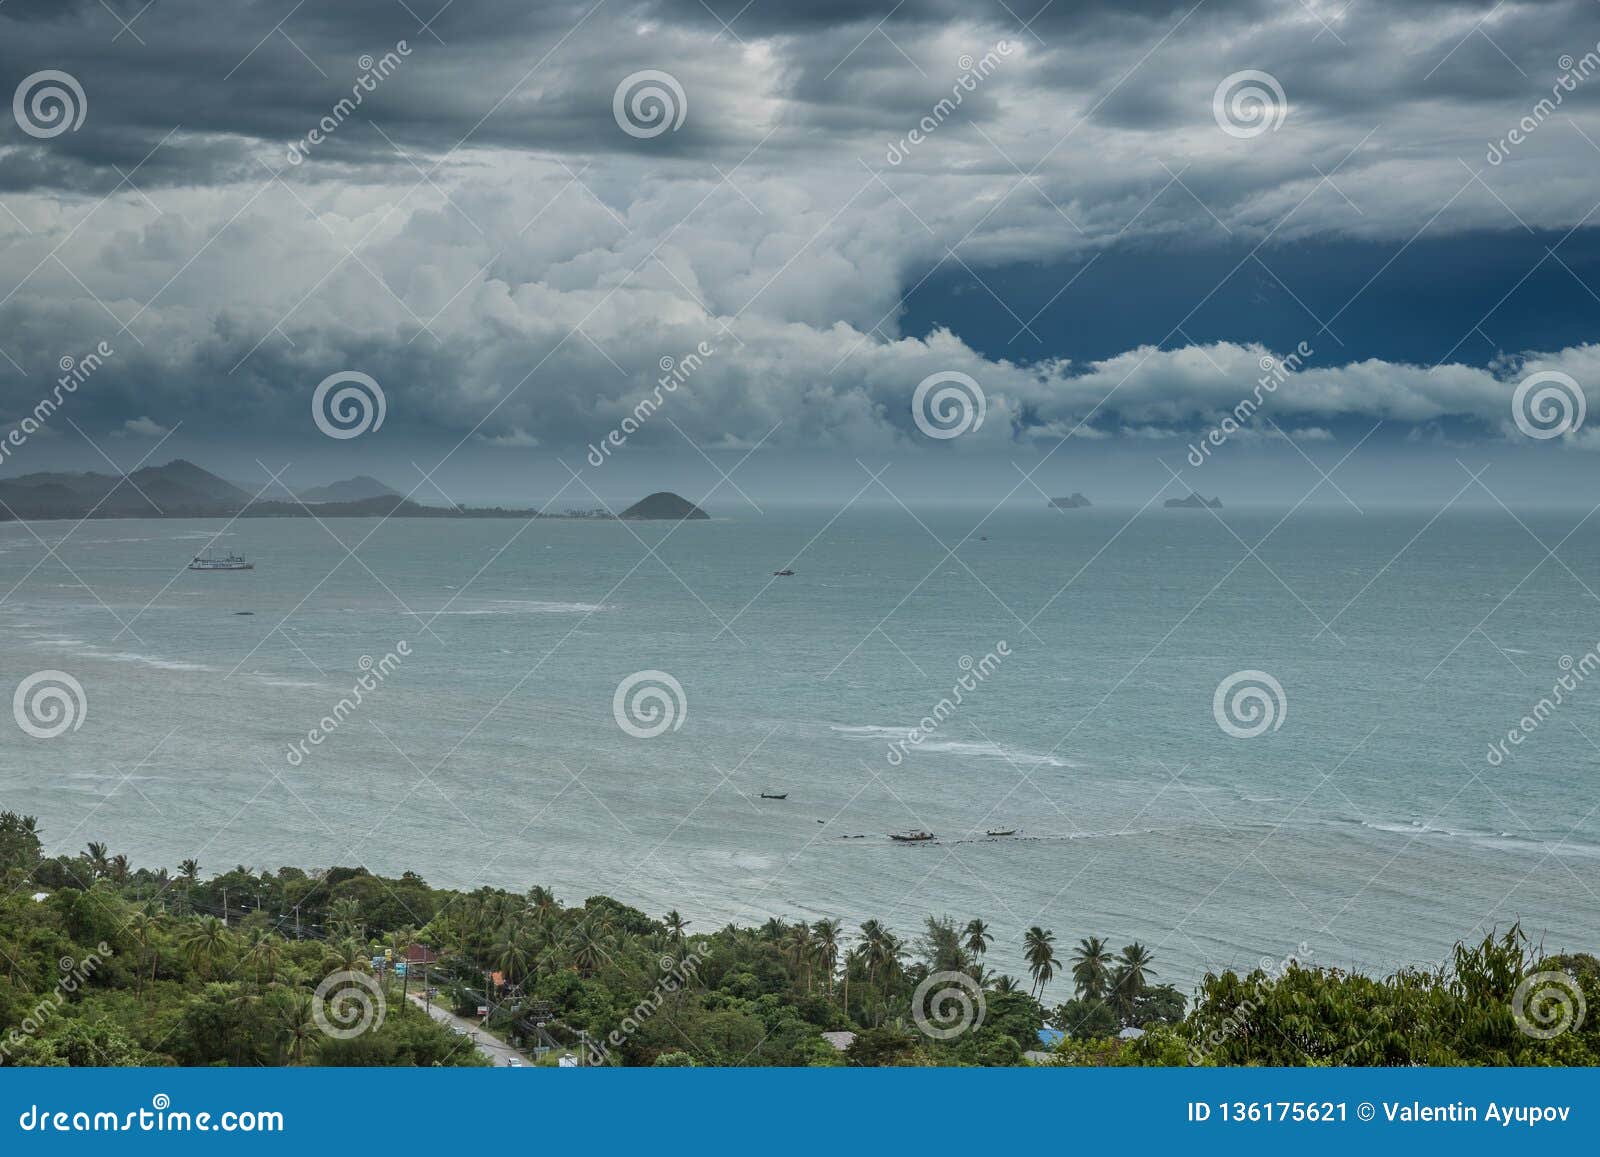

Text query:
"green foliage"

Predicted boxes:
[[3, 813, 1595, 1069]]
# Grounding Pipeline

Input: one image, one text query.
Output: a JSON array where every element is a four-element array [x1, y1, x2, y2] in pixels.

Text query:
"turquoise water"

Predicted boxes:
[[2, 507, 1597, 991]]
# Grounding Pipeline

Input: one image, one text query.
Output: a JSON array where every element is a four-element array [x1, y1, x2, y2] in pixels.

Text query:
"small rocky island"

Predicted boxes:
[[1165, 492, 1222, 509], [1049, 493, 1091, 509], [619, 492, 709, 520]]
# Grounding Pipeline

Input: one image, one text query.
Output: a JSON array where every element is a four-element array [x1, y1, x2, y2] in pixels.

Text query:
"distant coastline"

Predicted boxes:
[[0, 460, 707, 523]]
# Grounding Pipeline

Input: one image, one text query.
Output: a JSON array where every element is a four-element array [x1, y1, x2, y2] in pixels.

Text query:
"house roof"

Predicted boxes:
[[820, 1031, 857, 1051]]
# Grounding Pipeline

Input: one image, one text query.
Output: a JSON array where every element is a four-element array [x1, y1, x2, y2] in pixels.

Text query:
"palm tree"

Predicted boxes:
[[1071, 936, 1114, 1000], [492, 933, 532, 986], [179, 915, 230, 980], [812, 919, 842, 996], [785, 922, 814, 989], [84, 842, 109, 879], [327, 897, 364, 941], [991, 973, 1022, 994], [664, 910, 689, 953], [176, 858, 201, 916], [276, 990, 317, 1064], [963, 918, 992, 959], [572, 926, 606, 977], [321, 937, 366, 978], [1023, 926, 1059, 1001], [126, 906, 160, 999], [107, 853, 130, 884], [1110, 942, 1156, 1019]]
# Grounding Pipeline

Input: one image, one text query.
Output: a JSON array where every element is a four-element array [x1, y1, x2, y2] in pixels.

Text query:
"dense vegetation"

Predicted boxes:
[[2, 813, 1596, 1066]]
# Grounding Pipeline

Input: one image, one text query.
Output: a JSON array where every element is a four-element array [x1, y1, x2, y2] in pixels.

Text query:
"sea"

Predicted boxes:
[[2, 506, 1598, 991]]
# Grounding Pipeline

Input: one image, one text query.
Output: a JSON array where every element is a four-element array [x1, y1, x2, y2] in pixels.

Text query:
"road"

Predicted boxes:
[[407, 991, 533, 1067]]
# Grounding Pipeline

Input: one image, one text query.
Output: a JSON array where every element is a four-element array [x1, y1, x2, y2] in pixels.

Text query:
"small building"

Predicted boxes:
[[1037, 1026, 1065, 1048], [820, 1031, 857, 1052], [403, 944, 440, 966]]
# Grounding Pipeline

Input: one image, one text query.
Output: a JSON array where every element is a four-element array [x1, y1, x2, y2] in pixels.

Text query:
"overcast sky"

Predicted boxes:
[[3, 0, 1600, 506]]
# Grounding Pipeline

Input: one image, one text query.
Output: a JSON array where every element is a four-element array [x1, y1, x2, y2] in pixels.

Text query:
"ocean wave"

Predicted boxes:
[[423, 600, 607, 616], [28, 638, 215, 672], [828, 725, 1074, 767], [1358, 818, 1600, 858]]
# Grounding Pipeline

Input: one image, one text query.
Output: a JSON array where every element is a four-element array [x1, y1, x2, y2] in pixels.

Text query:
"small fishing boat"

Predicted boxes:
[[889, 830, 934, 842], [760, 792, 788, 800], [986, 828, 1017, 837], [773, 568, 795, 576], [189, 551, 253, 571]]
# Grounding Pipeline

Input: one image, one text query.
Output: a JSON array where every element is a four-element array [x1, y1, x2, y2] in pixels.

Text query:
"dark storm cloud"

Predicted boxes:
[[4, 0, 1600, 463]]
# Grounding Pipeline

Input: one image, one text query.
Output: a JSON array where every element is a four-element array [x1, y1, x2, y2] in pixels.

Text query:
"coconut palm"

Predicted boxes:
[[812, 919, 842, 996], [276, 990, 318, 1064], [664, 910, 689, 952], [786, 921, 814, 989], [1023, 926, 1059, 1001], [125, 906, 161, 999], [321, 937, 366, 978], [963, 918, 992, 959], [327, 897, 364, 941], [492, 932, 533, 985], [572, 926, 607, 977], [1110, 942, 1156, 1019], [84, 841, 110, 879], [179, 915, 230, 980], [178, 858, 200, 882], [990, 973, 1022, 994], [1071, 935, 1114, 1000]]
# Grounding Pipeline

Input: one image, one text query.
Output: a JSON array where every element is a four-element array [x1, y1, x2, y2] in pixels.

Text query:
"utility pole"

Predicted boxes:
[[221, 887, 227, 926]]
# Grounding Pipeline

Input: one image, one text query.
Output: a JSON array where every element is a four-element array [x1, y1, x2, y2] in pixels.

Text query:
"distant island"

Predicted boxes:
[[1164, 493, 1221, 509], [294, 475, 398, 503], [0, 460, 705, 522], [620, 492, 709, 520], [1049, 494, 1091, 509]]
